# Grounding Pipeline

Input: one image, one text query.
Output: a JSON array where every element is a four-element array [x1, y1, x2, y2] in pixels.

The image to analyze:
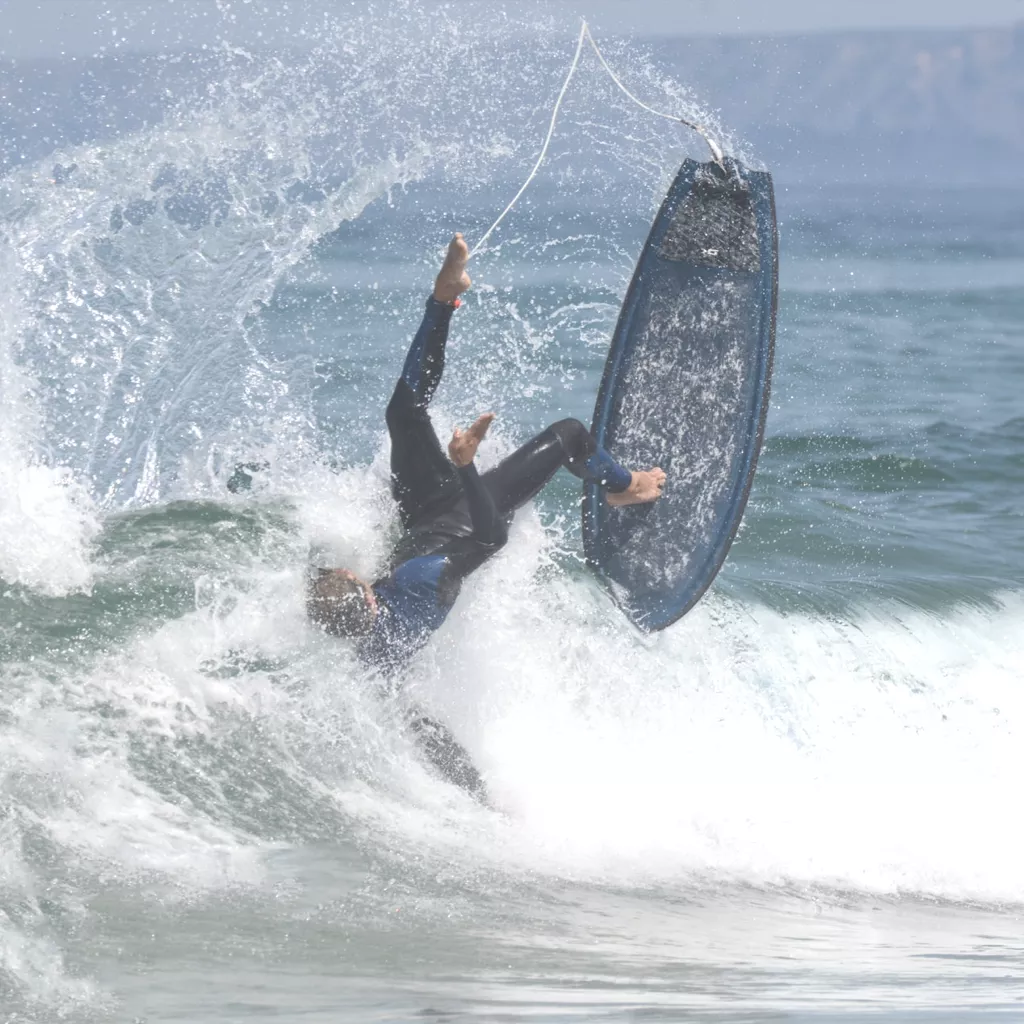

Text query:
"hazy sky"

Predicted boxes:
[[3, 0, 1023, 58]]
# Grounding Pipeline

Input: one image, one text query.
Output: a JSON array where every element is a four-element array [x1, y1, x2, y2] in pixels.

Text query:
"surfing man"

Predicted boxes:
[[308, 234, 664, 788]]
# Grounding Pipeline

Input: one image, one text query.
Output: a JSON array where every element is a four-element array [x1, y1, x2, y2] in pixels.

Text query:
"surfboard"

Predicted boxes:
[[583, 156, 778, 632]]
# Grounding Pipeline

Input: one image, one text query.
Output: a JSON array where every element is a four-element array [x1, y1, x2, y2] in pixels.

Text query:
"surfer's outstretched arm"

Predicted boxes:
[[404, 708, 487, 800]]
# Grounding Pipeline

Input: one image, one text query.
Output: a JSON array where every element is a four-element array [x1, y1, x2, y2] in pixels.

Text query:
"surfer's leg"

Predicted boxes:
[[396, 234, 470, 408], [386, 236, 473, 528], [537, 421, 666, 509], [386, 306, 461, 529], [481, 418, 634, 515]]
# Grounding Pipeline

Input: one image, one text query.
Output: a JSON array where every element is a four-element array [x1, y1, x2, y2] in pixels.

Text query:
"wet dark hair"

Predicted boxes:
[[307, 569, 376, 637]]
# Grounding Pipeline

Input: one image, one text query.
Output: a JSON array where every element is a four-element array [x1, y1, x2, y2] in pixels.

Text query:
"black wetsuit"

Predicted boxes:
[[358, 296, 632, 676]]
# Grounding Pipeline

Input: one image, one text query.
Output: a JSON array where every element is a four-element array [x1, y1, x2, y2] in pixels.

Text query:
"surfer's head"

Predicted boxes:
[[308, 568, 378, 637]]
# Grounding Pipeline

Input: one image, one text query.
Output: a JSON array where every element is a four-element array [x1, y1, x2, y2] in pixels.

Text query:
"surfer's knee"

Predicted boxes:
[[386, 383, 421, 429], [548, 417, 594, 461]]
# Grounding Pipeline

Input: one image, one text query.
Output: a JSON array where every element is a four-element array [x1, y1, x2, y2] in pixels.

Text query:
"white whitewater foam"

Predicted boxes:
[[0, 256, 98, 595], [161, 401, 1024, 908], [413, 542, 1024, 902], [194, 440, 1024, 906], [2, 436, 1020, 1004], [0, 913, 101, 1019]]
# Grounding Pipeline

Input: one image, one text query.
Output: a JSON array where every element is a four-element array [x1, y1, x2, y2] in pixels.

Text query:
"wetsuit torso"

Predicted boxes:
[[358, 462, 507, 673]]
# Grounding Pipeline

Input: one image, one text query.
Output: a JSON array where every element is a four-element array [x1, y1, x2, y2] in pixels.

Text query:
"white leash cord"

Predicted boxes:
[[469, 22, 589, 257], [470, 20, 725, 257], [582, 24, 724, 167]]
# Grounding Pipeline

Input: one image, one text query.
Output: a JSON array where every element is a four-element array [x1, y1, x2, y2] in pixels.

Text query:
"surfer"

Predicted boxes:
[[309, 232, 664, 658], [307, 234, 664, 790]]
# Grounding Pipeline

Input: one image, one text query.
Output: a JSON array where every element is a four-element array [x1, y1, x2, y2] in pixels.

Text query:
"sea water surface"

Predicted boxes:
[[1, 10, 1022, 1022]]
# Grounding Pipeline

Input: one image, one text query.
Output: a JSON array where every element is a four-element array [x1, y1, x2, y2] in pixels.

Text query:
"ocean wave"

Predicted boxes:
[[2, 469, 1021, 913]]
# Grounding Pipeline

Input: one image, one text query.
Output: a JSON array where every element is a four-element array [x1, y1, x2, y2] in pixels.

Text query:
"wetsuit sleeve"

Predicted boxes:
[[456, 463, 508, 547], [581, 445, 633, 493]]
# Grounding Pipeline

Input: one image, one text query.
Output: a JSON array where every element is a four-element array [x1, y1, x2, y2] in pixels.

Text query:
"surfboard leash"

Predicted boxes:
[[469, 21, 589, 257], [470, 20, 725, 258], [581, 24, 725, 169]]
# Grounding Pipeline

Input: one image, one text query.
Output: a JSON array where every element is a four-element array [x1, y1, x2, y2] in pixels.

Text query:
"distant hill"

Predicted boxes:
[[653, 23, 1024, 183], [2, 24, 1021, 184]]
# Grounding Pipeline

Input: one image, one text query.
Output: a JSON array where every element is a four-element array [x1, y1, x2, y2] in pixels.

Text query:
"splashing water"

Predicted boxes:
[[0, 255, 99, 593], [1, 4, 1022, 1019]]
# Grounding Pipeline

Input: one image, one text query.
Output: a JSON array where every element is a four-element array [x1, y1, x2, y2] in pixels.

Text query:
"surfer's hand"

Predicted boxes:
[[448, 413, 495, 467]]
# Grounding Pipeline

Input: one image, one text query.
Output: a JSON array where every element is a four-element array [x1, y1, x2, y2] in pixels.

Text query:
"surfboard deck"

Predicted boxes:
[[583, 157, 778, 632]]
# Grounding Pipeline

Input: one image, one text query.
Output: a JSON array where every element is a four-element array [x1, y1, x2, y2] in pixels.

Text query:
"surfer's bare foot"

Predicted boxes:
[[606, 468, 666, 506], [434, 233, 471, 304]]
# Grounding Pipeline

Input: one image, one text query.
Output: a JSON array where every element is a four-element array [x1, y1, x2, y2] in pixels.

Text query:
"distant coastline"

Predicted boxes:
[[2, 22, 1021, 184], [652, 22, 1024, 183]]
